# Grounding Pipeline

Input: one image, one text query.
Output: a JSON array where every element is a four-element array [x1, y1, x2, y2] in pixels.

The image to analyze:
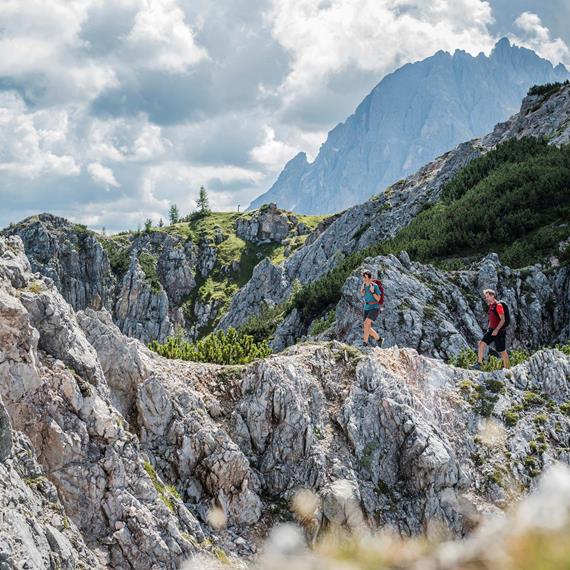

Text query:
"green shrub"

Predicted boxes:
[[527, 80, 569, 97], [534, 414, 548, 426], [383, 139, 570, 267], [523, 391, 545, 408], [239, 302, 290, 344], [504, 409, 520, 427], [308, 310, 336, 336], [149, 327, 271, 365]]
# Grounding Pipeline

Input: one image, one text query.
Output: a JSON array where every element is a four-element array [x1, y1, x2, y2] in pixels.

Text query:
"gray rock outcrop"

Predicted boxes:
[[235, 203, 295, 244], [0, 430, 99, 569]]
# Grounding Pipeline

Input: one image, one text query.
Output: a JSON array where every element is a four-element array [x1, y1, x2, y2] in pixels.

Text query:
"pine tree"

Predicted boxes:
[[169, 204, 179, 225], [144, 218, 153, 233], [197, 186, 211, 216], [158, 218, 164, 228]]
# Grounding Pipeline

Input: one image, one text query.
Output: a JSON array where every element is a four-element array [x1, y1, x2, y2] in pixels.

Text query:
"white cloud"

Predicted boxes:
[[0, 92, 80, 178], [249, 126, 298, 170], [87, 162, 121, 188], [138, 162, 265, 214], [0, 0, 207, 106], [87, 116, 171, 163], [511, 11, 569, 66], [0, 0, 118, 104], [266, 0, 496, 103], [125, 0, 208, 72]]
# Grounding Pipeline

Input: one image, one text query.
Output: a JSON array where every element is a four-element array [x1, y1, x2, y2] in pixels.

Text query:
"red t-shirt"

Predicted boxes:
[[488, 302, 504, 330]]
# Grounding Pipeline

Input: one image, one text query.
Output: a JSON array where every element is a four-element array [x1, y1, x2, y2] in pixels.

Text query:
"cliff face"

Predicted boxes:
[[250, 39, 570, 214], [1, 234, 570, 568]]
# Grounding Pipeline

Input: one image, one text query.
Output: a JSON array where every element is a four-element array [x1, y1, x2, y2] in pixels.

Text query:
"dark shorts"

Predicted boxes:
[[481, 328, 507, 352], [364, 308, 380, 322]]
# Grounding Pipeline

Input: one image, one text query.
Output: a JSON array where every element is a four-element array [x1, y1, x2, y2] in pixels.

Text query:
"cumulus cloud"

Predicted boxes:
[[87, 162, 121, 188], [0, 92, 79, 178], [249, 126, 299, 170], [266, 0, 496, 105], [125, 0, 208, 72], [87, 116, 171, 163], [511, 11, 570, 66], [0, 0, 207, 106]]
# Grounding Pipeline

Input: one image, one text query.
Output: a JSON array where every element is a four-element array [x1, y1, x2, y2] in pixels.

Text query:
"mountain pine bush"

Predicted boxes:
[[148, 327, 271, 365]]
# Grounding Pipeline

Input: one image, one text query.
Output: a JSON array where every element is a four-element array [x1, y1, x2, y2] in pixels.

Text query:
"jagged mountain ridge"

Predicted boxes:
[[249, 38, 570, 214], [1, 234, 570, 568]]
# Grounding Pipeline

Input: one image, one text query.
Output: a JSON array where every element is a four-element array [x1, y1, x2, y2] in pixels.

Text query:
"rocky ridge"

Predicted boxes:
[[1, 234, 570, 568], [219, 84, 570, 343], [4, 207, 323, 346]]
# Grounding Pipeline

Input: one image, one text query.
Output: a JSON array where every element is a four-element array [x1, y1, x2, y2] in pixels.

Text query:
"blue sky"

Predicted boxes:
[[0, 0, 568, 231]]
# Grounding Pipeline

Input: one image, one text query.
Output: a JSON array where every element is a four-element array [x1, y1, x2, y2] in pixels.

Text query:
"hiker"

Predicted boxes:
[[360, 270, 384, 347], [472, 288, 510, 369]]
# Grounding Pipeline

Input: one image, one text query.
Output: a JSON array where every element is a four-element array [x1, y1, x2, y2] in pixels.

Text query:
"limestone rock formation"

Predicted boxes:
[[0, 428, 99, 569], [1, 232, 569, 568], [235, 203, 293, 244]]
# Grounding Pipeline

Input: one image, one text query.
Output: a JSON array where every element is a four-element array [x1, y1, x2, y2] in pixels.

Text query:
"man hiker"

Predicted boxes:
[[360, 270, 384, 347], [472, 288, 510, 370]]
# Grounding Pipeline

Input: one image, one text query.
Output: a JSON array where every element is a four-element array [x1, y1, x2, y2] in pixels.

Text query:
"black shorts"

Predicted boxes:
[[364, 308, 380, 322], [481, 329, 507, 352]]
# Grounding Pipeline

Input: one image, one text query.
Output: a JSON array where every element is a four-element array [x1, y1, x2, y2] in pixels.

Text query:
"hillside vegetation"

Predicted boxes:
[[101, 210, 325, 336], [240, 138, 570, 339]]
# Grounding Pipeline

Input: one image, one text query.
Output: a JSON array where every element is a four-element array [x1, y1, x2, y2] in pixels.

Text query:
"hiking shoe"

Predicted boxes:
[[378, 336, 385, 347], [470, 362, 482, 371]]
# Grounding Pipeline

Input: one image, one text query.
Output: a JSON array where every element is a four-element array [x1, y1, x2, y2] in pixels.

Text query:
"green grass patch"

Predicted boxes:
[[138, 252, 162, 293], [143, 460, 178, 512]]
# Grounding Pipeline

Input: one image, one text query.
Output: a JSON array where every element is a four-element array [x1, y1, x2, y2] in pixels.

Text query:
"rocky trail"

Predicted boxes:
[[1, 234, 569, 568]]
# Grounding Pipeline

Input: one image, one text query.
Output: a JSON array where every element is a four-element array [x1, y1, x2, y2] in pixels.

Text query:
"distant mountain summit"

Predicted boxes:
[[249, 38, 569, 214]]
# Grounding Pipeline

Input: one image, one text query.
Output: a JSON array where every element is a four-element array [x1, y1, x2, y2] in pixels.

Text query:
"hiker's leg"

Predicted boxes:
[[478, 340, 487, 364], [363, 319, 371, 343], [501, 351, 510, 369], [369, 327, 380, 340]]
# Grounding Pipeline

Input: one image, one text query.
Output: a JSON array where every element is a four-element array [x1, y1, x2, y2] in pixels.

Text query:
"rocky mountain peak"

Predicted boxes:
[[249, 40, 569, 214]]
